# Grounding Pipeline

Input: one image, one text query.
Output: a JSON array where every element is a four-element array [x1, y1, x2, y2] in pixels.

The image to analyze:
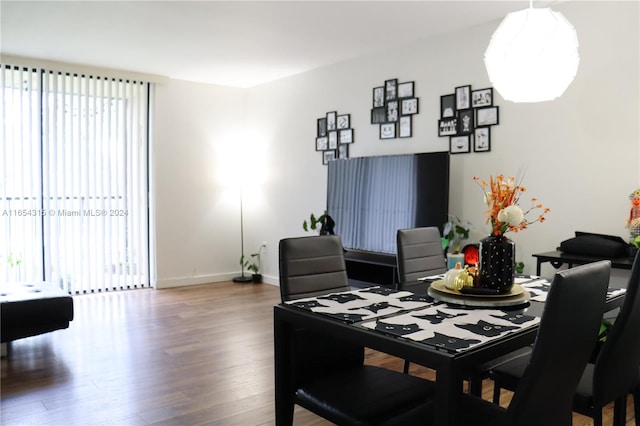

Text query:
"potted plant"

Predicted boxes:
[[303, 211, 335, 235], [241, 252, 262, 283], [442, 215, 472, 268]]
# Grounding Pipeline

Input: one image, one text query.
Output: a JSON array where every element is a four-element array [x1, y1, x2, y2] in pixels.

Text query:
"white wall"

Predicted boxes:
[[153, 80, 247, 287], [153, 1, 639, 287]]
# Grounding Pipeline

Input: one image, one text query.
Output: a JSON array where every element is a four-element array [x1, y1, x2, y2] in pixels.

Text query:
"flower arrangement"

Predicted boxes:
[[442, 215, 472, 253], [473, 174, 550, 236]]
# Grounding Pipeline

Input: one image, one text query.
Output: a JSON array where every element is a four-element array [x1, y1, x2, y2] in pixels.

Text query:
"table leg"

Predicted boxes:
[[434, 360, 463, 426], [274, 309, 295, 426]]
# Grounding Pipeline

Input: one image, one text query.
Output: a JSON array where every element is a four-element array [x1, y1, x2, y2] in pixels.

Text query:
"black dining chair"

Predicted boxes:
[[381, 260, 612, 426], [278, 235, 435, 426], [491, 253, 640, 426], [396, 227, 447, 294]]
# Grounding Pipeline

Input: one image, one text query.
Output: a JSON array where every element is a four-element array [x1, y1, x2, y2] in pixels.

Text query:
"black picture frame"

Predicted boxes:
[[457, 109, 474, 135], [455, 85, 471, 110], [438, 118, 457, 137], [373, 87, 385, 107], [371, 107, 386, 124], [337, 144, 349, 159], [385, 79, 398, 100], [323, 150, 336, 165], [441, 94, 456, 118], [386, 100, 399, 122], [472, 88, 493, 107], [399, 116, 412, 138], [337, 114, 350, 129], [328, 130, 338, 149], [398, 81, 414, 98], [401, 98, 419, 115], [474, 127, 491, 152], [380, 122, 396, 139], [476, 106, 499, 126], [450, 135, 471, 154], [317, 117, 327, 137], [326, 111, 337, 131], [339, 128, 353, 144], [316, 136, 328, 151]]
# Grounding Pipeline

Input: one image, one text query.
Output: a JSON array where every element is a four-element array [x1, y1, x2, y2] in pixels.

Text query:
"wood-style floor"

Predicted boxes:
[[1, 281, 635, 425]]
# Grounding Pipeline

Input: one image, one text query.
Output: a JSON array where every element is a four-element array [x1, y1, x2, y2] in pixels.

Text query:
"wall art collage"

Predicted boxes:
[[316, 111, 353, 164], [438, 85, 499, 154], [371, 78, 419, 140]]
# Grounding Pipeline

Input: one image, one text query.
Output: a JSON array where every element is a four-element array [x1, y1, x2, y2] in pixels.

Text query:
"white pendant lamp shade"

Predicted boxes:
[[484, 7, 580, 103]]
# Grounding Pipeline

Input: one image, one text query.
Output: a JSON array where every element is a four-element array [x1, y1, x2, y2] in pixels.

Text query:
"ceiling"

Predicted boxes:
[[0, 0, 563, 88]]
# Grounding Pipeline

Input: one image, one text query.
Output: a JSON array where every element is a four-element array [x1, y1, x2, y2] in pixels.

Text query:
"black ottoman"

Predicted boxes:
[[0, 282, 74, 344]]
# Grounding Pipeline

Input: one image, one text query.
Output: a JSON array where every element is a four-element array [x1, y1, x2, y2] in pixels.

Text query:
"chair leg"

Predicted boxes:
[[468, 376, 483, 396], [633, 387, 640, 426], [492, 383, 501, 404], [403, 360, 410, 374], [613, 396, 627, 426], [592, 405, 603, 426]]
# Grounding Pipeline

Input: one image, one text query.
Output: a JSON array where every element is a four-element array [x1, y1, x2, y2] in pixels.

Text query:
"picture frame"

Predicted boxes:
[[399, 116, 412, 138], [339, 128, 353, 144], [472, 88, 493, 107], [450, 135, 471, 154], [323, 150, 336, 165], [386, 100, 399, 122], [337, 144, 349, 159], [317, 117, 327, 137], [316, 136, 328, 151], [371, 107, 386, 124], [441, 94, 456, 118], [438, 118, 457, 137], [337, 114, 350, 129], [328, 130, 338, 149], [476, 106, 499, 126], [397, 81, 414, 98], [455, 85, 471, 110], [457, 109, 474, 135], [326, 111, 337, 131], [400, 98, 419, 115], [474, 127, 491, 152], [373, 86, 385, 107], [380, 122, 396, 139], [385, 78, 398, 100]]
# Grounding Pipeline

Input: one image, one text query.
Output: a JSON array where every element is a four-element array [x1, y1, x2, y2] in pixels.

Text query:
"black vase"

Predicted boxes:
[[479, 234, 515, 293]]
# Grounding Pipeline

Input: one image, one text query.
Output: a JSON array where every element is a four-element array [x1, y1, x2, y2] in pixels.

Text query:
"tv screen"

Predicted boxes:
[[327, 152, 449, 254]]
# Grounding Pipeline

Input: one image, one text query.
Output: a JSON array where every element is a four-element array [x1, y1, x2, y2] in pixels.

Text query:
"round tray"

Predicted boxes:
[[430, 280, 525, 298], [428, 281, 530, 307]]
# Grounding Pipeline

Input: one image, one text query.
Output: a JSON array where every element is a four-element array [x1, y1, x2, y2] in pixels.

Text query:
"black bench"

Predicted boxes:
[[1, 282, 74, 355]]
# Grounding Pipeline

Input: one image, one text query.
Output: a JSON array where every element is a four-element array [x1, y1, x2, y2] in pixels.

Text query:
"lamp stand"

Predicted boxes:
[[233, 188, 252, 283]]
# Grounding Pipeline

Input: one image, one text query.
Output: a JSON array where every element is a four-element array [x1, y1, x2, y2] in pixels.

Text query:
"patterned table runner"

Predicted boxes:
[[285, 286, 434, 323]]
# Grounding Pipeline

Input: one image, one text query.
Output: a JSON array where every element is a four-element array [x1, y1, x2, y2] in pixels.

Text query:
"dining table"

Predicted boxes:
[[273, 277, 626, 426]]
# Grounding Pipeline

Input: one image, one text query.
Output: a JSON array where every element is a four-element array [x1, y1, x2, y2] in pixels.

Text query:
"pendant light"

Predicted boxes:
[[484, 2, 580, 103]]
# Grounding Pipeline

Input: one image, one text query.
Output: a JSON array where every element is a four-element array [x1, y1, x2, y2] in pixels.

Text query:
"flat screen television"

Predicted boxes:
[[327, 152, 449, 254]]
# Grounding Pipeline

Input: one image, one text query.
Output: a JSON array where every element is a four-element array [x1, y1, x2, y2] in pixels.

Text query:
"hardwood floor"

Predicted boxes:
[[1, 281, 635, 425]]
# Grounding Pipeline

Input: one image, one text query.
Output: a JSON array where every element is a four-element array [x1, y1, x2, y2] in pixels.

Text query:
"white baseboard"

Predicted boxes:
[[156, 273, 278, 289]]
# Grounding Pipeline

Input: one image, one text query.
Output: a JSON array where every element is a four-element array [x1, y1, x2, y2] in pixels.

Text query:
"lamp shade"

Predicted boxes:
[[484, 7, 579, 103]]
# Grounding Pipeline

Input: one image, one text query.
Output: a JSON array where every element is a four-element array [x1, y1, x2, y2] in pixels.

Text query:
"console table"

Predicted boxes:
[[532, 250, 634, 275], [343, 250, 398, 288]]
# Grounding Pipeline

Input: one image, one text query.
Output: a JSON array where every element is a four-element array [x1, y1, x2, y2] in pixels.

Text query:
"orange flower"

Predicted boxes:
[[474, 174, 549, 236]]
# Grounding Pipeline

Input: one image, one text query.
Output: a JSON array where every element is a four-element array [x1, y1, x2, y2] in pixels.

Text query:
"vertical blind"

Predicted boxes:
[[0, 64, 150, 293]]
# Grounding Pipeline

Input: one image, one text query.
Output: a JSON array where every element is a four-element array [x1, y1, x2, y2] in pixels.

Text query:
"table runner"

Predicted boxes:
[[360, 305, 539, 352], [285, 286, 434, 323]]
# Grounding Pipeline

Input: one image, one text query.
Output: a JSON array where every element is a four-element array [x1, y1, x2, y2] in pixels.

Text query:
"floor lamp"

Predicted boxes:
[[233, 187, 252, 283]]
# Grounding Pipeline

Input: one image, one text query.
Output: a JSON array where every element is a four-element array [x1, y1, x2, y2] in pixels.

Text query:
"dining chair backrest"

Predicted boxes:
[[279, 235, 350, 302], [396, 227, 447, 285], [592, 251, 640, 405], [278, 235, 363, 380], [505, 260, 611, 426]]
